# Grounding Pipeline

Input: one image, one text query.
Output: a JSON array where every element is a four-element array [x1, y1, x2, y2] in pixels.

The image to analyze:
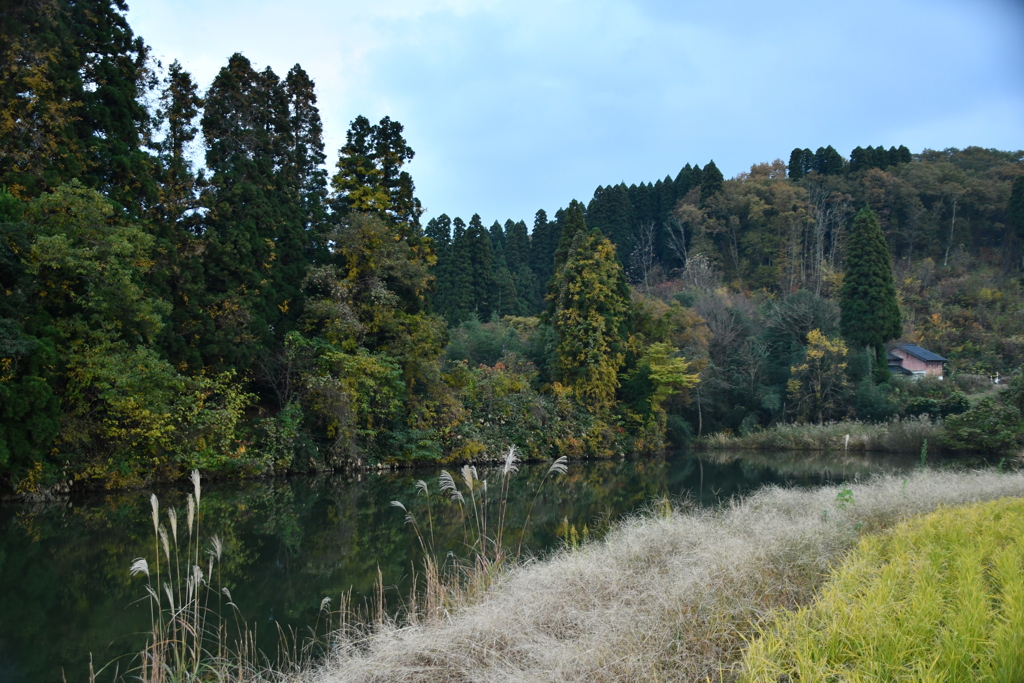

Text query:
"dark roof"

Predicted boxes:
[[894, 344, 948, 363], [889, 365, 915, 375], [886, 351, 902, 362]]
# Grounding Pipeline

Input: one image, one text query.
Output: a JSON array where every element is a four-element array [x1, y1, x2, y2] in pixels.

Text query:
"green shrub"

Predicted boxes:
[[942, 397, 1024, 453]]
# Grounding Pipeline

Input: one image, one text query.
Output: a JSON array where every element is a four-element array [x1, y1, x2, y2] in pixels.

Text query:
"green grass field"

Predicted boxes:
[[742, 497, 1024, 682]]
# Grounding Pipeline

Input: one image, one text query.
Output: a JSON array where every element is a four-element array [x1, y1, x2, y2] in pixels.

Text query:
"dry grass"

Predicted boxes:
[[293, 468, 1024, 683], [701, 416, 943, 454]]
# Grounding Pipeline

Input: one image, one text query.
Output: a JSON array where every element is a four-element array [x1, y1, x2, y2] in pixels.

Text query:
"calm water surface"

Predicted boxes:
[[0, 450, 913, 682]]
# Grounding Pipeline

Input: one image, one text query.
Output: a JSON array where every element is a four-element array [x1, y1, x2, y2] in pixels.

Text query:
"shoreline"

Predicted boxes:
[[289, 468, 1024, 683]]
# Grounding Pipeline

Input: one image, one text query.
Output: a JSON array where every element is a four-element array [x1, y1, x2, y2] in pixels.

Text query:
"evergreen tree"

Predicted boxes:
[[789, 148, 806, 179], [839, 207, 902, 378], [200, 54, 302, 367], [153, 61, 202, 225], [331, 115, 423, 234], [529, 209, 556, 289], [70, 0, 156, 211], [506, 219, 541, 313], [0, 0, 154, 208], [284, 64, 328, 255], [699, 160, 724, 204], [549, 226, 631, 414], [675, 164, 694, 195], [813, 146, 845, 175], [849, 147, 866, 174], [425, 214, 452, 253], [689, 164, 703, 191], [466, 214, 496, 319], [897, 145, 912, 165], [445, 217, 475, 323], [425, 214, 452, 313], [150, 60, 205, 369], [552, 200, 588, 273]]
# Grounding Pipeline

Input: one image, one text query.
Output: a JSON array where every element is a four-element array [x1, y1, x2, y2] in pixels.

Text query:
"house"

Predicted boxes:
[[887, 344, 948, 379]]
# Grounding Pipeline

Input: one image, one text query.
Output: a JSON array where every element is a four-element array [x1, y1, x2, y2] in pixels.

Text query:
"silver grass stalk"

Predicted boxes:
[[416, 479, 429, 495], [210, 535, 223, 562], [439, 470, 464, 503], [190, 470, 201, 508], [163, 582, 175, 613], [130, 557, 149, 577], [158, 525, 170, 563], [391, 500, 416, 526], [461, 464, 474, 489], [187, 494, 195, 536], [548, 455, 569, 476], [150, 494, 159, 535], [320, 597, 331, 613], [167, 508, 178, 544], [502, 445, 520, 476], [222, 586, 232, 602]]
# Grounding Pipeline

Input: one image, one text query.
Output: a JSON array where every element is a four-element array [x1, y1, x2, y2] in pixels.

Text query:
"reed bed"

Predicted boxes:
[[741, 496, 1024, 682], [701, 415, 943, 454], [298, 467, 1024, 683]]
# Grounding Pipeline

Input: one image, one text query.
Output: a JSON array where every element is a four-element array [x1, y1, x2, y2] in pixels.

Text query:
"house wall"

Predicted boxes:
[[891, 349, 928, 372], [891, 348, 945, 377]]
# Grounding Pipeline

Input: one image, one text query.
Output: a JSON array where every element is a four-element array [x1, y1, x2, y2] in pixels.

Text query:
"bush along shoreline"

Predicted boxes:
[[700, 368, 1024, 459]]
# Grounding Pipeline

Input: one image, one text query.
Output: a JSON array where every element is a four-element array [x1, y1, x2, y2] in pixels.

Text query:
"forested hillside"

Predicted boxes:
[[2, 0, 1023, 493]]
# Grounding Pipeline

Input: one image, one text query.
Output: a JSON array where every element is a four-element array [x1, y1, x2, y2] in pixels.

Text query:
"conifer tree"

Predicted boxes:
[[285, 64, 328, 252], [839, 207, 901, 379], [467, 214, 497, 319], [699, 160, 724, 204], [689, 164, 703, 191], [150, 60, 205, 368], [675, 164, 694, 195], [445, 217, 475, 323], [331, 115, 422, 233], [0, 0, 154, 207], [789, 148, 806, 179], [200, 54, 302, 366], [552, 200, 588, 273], [549, 225, 631, 414], [529, 209, 555, 288]]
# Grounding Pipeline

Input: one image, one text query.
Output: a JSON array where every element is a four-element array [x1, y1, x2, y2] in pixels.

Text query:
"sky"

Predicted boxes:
[[127, 0, 1024, 227]]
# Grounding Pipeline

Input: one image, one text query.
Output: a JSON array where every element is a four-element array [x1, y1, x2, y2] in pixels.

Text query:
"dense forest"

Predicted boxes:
[[2, 0, 1023, 494]]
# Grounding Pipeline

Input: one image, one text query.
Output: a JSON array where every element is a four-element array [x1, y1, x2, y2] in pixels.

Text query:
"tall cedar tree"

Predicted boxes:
[[0, 0, 154, 208], [549, 222, 631, 414], [331, 115, 423, 235], [466, 214, 497, 320], [529, 209, 556, 288], [151, 60, 205, 369], [200, 54, 305, 367], [285, 64, 328, 259], [839, 207, 902, 377], [699, 160, 724, 204]]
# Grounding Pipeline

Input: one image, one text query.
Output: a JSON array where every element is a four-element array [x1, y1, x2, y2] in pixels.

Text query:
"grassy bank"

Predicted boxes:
[[295, 468, 1024, 683], [700, 415, 943, 454], [741, 496, 1024, 681]]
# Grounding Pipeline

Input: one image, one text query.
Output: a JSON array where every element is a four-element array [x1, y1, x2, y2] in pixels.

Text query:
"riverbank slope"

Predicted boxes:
[[299, 468, 1024, 682]]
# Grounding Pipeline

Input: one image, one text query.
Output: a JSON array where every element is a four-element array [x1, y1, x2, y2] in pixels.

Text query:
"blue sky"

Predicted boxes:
[[128, 0, 1024, 226]]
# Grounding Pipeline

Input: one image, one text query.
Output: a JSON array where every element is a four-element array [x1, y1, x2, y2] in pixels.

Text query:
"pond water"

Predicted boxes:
[[0, 450, 915, 682]]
